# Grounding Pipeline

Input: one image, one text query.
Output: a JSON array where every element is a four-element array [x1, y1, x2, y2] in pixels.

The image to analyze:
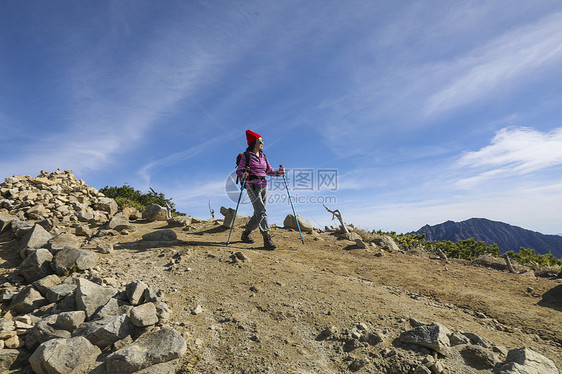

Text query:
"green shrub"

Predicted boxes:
[[99, 184, 184, 215]]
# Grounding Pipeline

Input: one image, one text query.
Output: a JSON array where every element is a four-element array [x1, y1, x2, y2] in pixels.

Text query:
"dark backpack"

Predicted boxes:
[[235, 151, 268, 184]]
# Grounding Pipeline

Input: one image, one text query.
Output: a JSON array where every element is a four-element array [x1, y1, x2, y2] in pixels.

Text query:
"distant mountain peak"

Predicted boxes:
[[412, 218, 562, 258]]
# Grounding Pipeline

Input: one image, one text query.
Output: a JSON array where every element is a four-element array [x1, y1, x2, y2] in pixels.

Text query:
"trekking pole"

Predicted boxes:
[[226, 169, 248, 245], [281, 165, 305, 244]]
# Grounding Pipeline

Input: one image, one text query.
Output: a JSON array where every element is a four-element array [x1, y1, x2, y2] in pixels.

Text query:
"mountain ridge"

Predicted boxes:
[[412, 218, 562, 258]]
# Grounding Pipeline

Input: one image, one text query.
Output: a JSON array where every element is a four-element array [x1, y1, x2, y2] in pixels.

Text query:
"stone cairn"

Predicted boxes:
[[0, 170, 187, 373]]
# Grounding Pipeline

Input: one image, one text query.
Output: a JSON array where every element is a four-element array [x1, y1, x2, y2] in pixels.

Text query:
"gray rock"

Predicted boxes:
[[413, 366, 432, 374], [283, 214, 314, 233], [52, 247, 81, 276], [499, 347, 559, 374], [92, 298, 132, 321], [372, 235, 401, 252], [19, 224, 52, 252], [337, 232, 362, 241], [33, 274, 62, 297], [167, 216, 192, 227], [75, 250, 98, 271], [73, 314, 136, 349], [399, 323, 451, 355], [108, 213, 130, 230], [18, 248, 53, 282], [11, 220, 34, 238], [0, 349, 30, 373], [25, 316, 72, 351], [461, 345, 497, 369], [156, 302, 172, 323], [29, 336, 101, 374], [96, 243, 114, 254], [75, 225, 93, 237], [142, 229, 177, 241], [134, 359, 181, 374], [76, 207, 95, 222], [105, 327, 187, 373], [74, 278, 118, 320], [355, 238, 368, 249], [9, 286, 48, 315], [449, 332, 471, 346], [462, 332, 492, 348], [130, 303, 159, 327], [144, 204, 168, 222], [220, 206, 250, 229], [46, 283, 77, 303], [52, 247, 98, 276], [362, 331, 384, 346], [94, 197, 119, 217], [0, 213, 17, 233], [126, 281, 148, 305], [48, 232, 80, 253], [55, 311, 86, 331]]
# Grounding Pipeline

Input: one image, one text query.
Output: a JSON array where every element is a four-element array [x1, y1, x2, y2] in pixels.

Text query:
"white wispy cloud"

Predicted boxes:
[[455, 126, 562, 187], [425, 11, 562, 116]]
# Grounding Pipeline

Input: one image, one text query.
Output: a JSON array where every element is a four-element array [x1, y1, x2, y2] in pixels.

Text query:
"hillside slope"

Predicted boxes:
[[413, 218, 562, 257], [3, 219, 561, 373]]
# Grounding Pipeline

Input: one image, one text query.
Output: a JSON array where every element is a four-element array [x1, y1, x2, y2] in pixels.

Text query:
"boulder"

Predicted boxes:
[[73, 314, 136, 349], [167, 216, 192, 227], [9, 286, 48, 315], [142, 229, 177, 242], [220, 206, 250, 229], [32, 275, 62, 297], [283, 214, 314, 233], [122, 206, 142, 220], [126, 281, 148, 306], [108, 213, 130, 230], [18, 248, 53, 283], [48, 232, 80, 253], [19, 224, 52, 252], [105, 327, 187, 373], [461, 345, 497, 369], [46, 283, 77, 303], [75, 225, 93, 237], [0, 213, 17, 233], [25, 316, 72, 351], [372, 235, 401, 252], [94, 197, 118, 217], [52, 247, 98, 276], [337, 232, 362, 241], [26, 204, 47, 220], [74, 278, 118, 320], [96, 243, 114, 254], [55, 311, 86, 331], [11, 220, 34, 238], [498, 347, 559, 374], [130, 303, 159, 327], [29, 336, 101, 374], [399, 323, 452, 355], [144, 204, 168, 222], [0, 349, 30, 373]]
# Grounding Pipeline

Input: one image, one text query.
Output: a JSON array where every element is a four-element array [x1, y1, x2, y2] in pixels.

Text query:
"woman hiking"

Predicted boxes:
[[236, 129, 285, 250]]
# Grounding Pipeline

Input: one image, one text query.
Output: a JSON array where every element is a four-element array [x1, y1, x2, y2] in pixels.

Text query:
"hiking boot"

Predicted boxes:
[[263, 233, 277, 250], [241, 230, 254, 244]]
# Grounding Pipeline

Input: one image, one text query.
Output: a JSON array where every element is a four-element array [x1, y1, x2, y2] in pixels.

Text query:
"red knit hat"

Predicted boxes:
[[246, 129, 261, 145]]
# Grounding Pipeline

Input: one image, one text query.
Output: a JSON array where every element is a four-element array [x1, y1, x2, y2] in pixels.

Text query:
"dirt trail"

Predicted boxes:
[[92, 220, 561, 373]]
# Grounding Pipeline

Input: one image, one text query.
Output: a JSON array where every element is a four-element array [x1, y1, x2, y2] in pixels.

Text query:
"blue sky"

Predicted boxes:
[[2, 1, 562, 235]]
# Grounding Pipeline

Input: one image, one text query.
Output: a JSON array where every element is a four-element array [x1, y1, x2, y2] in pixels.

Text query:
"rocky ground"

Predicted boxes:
[[0, 171, 561, 373]]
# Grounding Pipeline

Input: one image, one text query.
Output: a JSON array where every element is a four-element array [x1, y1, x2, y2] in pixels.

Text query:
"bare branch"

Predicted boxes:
[[322, 204, 349, 233], [504, 254, 516, 273]]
